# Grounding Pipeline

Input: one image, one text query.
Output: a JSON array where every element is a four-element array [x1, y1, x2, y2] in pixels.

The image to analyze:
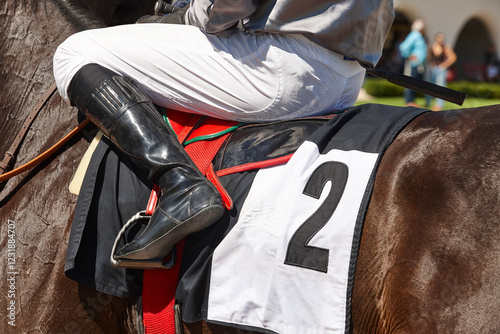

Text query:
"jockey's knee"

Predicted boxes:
[[53, 31, 96, 105]]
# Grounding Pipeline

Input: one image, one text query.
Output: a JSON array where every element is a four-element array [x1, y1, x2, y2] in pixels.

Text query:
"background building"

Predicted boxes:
[[380, 0, 500, 81]]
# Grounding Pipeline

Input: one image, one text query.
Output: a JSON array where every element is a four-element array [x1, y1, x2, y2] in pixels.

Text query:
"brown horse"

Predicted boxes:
[[0, 0, 154, 333], [1, 1, 500, 334]]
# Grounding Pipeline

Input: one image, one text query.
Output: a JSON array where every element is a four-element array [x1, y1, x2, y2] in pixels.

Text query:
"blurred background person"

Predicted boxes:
[[484, 44, 499, 82], [426, 32, 457, 110], [399, 19, 427, 107]]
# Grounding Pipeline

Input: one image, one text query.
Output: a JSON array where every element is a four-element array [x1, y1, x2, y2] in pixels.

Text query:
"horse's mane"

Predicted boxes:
[[51, 0, 107, 31]]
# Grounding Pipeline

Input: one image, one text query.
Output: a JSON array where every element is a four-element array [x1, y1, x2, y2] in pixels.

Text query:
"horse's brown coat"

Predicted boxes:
[[0, 1, 153, 333], [1, 1, 500, 333], [352, 108, 500, 333]]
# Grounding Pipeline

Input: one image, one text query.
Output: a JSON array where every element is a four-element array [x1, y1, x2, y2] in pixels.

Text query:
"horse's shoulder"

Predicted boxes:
[[354, 104, 500, 333]]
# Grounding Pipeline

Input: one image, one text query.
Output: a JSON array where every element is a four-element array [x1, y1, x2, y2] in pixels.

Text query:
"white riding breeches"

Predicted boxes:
[[54, 23, 365, 123]]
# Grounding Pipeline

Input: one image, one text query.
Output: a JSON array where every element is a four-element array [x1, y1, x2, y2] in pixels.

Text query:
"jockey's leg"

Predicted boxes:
[[53, 24, 365, 123], [67, 63, 225, 262]]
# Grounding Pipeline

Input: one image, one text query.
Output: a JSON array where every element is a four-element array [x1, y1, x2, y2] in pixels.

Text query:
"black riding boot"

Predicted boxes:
[[68, 64, 225, 265]]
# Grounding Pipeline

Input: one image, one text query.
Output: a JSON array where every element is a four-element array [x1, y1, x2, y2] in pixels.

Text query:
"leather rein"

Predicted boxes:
[[0, 82, 89, 183]]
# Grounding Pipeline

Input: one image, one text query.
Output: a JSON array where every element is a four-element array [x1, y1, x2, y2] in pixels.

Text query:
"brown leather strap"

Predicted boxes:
[[0, 82, 58, 174], [0, 119, 90, 183]]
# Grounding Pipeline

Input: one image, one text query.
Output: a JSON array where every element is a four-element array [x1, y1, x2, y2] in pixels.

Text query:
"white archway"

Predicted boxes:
[[454, 18, 493, 80]]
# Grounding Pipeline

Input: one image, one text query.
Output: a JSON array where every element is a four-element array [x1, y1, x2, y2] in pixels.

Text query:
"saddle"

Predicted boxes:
[[133, 105, 428, 333]]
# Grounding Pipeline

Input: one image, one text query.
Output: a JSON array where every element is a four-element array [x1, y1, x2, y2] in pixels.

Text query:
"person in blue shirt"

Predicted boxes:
[[399, 19, 427, 107]]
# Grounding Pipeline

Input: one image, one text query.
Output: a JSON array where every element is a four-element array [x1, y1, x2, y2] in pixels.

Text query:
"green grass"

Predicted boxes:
[[355, 96, 500, 110]]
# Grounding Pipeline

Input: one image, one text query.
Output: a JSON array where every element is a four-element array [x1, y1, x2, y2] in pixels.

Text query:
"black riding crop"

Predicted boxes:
[[366, 68, 467, 106]]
